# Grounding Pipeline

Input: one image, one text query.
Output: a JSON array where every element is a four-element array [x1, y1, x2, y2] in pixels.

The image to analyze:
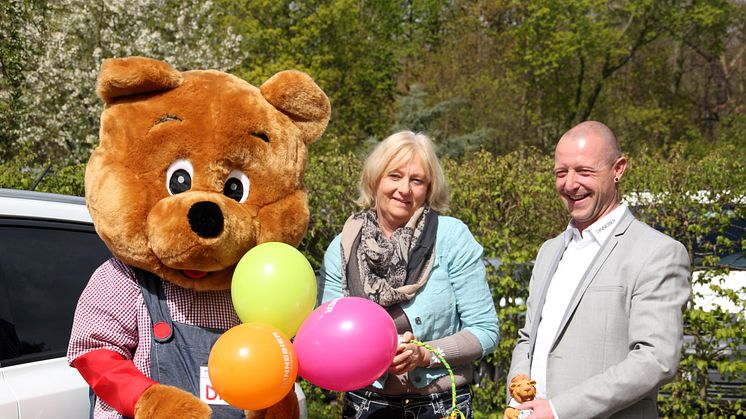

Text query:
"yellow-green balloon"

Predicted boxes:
[[231, 242, 317, 337]]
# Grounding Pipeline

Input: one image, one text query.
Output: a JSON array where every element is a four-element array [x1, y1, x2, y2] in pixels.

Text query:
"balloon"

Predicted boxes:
[[208, 323, 298, 410], [232, 242, 317, 337], [293, 297, 398, 391]]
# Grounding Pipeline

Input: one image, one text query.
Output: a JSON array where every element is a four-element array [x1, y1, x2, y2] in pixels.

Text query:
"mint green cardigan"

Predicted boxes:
[[318, 215, 500, 388]]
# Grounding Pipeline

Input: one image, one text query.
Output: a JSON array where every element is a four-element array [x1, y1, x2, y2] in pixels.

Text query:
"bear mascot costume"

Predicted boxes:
[[67, 56, 330, 419]]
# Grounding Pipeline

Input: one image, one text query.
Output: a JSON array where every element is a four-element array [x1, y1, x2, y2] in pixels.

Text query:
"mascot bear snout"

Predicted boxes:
[[188, 201, 225, 238]]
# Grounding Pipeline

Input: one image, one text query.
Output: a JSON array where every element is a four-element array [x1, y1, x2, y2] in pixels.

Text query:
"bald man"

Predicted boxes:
[[506, 121, 690, 419]]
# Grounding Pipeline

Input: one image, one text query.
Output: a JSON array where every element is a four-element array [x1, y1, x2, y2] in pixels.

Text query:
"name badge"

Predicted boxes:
[[200, 366, 228, 405]]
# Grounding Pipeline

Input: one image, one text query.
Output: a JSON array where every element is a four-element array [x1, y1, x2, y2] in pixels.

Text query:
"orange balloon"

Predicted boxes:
[[208, 323, 298, 410]]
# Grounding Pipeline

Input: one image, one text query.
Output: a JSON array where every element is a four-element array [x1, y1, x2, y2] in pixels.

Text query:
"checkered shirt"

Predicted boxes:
[[67, 257, 239, 419]]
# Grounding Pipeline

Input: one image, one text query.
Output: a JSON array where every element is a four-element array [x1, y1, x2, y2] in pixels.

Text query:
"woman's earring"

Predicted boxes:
[[614, 177, 619, 183]]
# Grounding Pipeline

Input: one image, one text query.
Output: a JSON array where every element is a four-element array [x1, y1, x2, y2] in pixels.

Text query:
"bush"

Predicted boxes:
[[0, 145, 85, 195]]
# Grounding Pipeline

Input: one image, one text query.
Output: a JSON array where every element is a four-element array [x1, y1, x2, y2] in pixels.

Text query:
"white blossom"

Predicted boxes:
[[15, 0, 244, 164]]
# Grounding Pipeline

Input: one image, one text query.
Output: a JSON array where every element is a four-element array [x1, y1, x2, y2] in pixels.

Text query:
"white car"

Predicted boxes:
[[0, 188, 306, 418]]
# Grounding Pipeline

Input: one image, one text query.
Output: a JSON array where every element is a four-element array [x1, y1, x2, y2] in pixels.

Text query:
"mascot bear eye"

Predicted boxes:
[[166, 159, 194, 195], [224, 170, 250, 203]]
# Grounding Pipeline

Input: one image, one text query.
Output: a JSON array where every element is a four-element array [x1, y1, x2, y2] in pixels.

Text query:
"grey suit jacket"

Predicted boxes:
[[508, 209, 691, 419]]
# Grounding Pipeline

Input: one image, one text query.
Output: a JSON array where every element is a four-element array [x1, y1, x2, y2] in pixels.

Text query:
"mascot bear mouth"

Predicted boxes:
[[182, 270, 209, 279]]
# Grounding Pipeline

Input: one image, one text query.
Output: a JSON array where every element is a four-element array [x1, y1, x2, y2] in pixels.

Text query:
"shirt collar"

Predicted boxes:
[[563, 204, 627, 247]]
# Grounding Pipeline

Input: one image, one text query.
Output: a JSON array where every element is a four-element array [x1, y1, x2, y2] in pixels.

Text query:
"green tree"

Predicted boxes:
[[218, 0, 405, 151], [397, 0, 523, 156], [404, 0, 744, 156], [390, 83, 490, 158]]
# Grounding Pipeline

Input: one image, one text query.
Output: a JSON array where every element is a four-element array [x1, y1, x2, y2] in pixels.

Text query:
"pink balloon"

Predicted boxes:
[[293, 297, 398, 391]]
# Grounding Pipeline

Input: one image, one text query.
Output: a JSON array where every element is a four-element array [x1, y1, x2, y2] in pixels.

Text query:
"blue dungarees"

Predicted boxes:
[[89, 269, 244, 418]]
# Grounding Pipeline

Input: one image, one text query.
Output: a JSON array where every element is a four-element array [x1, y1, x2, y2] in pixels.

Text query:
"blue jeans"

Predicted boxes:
[[342, 386, 473, 419]]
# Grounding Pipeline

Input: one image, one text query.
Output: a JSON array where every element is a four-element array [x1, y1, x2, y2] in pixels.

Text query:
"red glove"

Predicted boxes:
[[72, 349, 156, 417]]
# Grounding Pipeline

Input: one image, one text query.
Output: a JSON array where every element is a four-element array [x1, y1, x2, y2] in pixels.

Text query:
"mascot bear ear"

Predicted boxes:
[[97, 56, 183, 104], [260, 70, 331, 145]]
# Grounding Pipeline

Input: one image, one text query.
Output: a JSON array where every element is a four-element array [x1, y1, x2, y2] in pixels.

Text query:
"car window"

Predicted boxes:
[[0, 219, 111, 367]]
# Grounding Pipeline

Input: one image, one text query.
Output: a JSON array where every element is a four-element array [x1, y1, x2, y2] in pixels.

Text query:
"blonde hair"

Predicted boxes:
[[357, 131, 450, 212]]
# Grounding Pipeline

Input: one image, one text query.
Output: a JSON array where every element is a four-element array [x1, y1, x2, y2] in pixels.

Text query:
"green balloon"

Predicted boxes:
[[231, 242, 317, 338]]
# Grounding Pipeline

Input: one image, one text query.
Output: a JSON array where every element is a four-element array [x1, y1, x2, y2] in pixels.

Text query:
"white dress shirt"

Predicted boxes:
[[530, 205, 627, 417]]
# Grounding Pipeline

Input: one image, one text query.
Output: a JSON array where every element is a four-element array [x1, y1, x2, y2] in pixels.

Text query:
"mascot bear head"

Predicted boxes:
[[85, 56, 330, 291]]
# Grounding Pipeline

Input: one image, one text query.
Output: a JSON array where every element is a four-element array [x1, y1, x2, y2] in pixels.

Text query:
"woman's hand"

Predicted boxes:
[[388, 331, 429, 375]]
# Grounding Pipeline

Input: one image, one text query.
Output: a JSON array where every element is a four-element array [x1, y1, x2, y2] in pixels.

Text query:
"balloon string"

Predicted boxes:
[[411, 339, 466, 419]]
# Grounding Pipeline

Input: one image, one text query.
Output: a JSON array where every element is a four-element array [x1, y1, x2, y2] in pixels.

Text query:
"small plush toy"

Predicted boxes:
[[67, 56, 330, 419], [504, 374, 537, 419]]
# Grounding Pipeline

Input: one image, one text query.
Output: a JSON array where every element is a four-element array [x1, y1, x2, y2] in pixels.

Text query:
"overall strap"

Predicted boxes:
[[133, 268, 174, 343]]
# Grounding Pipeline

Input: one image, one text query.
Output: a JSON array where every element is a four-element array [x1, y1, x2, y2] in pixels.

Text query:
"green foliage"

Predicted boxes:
[[300, 379, 342, 419], [217, 0, 402, 150], [405, 0, 745, 155], [0, 145, 85, 195], [391, 84, 497, 158], [298, 149, 362, 269], [392, 84, 464, 138], [3, 0, 744, 164]]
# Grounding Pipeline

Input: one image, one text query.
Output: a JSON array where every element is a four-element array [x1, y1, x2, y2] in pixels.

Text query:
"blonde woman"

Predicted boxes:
[[318, 131, 499, 419]]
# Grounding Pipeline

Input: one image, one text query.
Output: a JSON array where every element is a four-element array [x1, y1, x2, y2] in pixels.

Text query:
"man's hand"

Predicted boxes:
[[388, 332, 429, 375], [517, 399, 555, 419]]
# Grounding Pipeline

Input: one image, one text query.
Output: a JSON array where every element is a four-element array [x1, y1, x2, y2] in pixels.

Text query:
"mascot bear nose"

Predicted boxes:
[[187, 201, 224, 238]]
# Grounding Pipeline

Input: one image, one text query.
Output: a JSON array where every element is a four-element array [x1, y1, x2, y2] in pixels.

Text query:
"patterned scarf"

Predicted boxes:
[[340, 206, 437, 307]]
